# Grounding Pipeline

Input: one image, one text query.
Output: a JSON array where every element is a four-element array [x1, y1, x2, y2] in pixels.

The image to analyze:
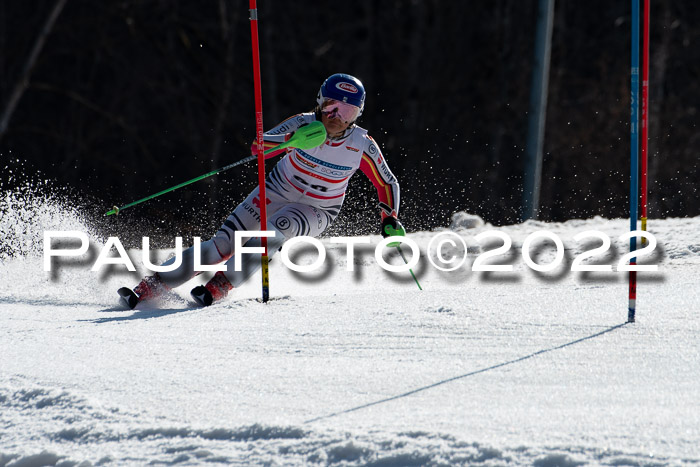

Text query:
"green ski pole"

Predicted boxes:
[[105, 121, 326, 216], [396, 245, 423, 290], [105, 155, 254, 216], [384, 223, 423, 291]]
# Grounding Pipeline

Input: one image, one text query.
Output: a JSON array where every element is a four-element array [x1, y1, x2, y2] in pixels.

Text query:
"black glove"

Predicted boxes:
[[381, 216, 406, 238]]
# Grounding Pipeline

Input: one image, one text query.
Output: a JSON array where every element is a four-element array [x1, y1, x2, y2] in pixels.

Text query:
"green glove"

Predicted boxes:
[[381, 216, 406, 247]]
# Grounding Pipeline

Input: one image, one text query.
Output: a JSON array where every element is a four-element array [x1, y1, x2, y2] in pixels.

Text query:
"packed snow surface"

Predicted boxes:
[[1, 190, 699, 466]]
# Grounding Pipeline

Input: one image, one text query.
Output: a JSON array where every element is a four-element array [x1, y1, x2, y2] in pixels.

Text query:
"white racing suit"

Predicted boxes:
[[158, 112, 400, 289]]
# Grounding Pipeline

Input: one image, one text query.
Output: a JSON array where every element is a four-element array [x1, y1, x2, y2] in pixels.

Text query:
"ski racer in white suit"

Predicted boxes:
[[119, 73, 404, 308]]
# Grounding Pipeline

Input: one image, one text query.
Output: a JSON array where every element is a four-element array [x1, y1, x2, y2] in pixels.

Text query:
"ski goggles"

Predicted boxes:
[[320, 98, 361, 123]]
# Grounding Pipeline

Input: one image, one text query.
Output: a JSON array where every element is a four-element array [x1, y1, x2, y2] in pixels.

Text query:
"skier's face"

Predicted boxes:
[[321, 111, 352, 137], [320, 99, 359, 137]]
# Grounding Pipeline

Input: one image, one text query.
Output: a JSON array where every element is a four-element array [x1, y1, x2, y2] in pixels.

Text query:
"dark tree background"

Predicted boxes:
[[1, 1, 698, 242]]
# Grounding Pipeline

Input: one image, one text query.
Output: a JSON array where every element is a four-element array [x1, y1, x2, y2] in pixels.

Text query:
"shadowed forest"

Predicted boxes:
[[1, 1, 698, 241]]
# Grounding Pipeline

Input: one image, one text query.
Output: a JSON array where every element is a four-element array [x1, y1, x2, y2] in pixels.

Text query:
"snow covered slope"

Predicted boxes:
[[1, 190, 699, 466]]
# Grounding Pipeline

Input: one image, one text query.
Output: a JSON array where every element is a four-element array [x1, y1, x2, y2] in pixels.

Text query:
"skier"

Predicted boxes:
[[118, 73, 404, 308]]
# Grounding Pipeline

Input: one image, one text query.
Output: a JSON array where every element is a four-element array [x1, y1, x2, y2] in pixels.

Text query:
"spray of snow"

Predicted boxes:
[[0, 176, 95, 260]]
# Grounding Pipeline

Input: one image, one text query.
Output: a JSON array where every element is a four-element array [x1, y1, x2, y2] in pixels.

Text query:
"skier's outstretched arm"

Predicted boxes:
[[250, 113, 315, 159]]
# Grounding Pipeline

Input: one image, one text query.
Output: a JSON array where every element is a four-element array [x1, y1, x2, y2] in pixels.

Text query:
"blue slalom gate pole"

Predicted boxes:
[[628, 0, 640, 323]]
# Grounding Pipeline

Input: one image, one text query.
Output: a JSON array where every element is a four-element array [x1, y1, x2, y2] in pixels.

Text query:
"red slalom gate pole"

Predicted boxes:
[[249, 0, 270, 302], [641, 0, 650, 243]]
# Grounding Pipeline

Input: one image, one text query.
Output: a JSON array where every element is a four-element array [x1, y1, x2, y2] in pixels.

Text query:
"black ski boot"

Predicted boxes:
[[118, 273, 169, 309], [191, 271, 232, 306]]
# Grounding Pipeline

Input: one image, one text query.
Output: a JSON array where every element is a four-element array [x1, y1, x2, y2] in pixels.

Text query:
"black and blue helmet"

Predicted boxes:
[[316, 73, 366, 117]]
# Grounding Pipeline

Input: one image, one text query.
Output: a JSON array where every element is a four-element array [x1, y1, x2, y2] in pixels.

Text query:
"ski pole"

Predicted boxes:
[[105, 154, 255, 216], [384, 222, 423, 290], [105, 121, 326, 216], [396, 245, 423, 290]]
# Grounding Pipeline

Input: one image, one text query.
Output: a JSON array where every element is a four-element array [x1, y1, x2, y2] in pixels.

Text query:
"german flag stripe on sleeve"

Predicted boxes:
[[360, 153, 397, 214]]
